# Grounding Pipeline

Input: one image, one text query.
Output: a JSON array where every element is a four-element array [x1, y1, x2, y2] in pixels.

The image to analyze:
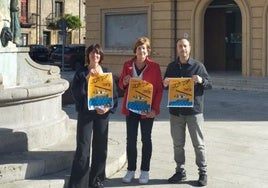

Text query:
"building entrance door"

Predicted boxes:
[[204, 0, 242, 72]]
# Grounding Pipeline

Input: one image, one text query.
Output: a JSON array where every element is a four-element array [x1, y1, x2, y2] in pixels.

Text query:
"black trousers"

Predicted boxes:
[[69, 112, 109, 188], [126, 111, 154, 171]]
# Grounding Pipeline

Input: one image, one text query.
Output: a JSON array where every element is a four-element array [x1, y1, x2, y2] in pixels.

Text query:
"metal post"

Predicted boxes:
[[59, 18, 67, 71], [79, 0, 81, 44], [39, 0, 42, 44], [36, 0, 38, 44], [61, 37, 65, 71]]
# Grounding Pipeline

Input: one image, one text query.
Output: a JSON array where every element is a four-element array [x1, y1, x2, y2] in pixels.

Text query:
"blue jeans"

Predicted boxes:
[[170, 113, 207, 175], [126, 111, 154, 171]]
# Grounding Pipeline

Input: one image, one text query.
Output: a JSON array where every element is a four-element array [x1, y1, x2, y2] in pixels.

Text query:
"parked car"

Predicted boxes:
[[28, 44, 49, 62], [48, 44, 62, 56], [50, 44, 86, 70]]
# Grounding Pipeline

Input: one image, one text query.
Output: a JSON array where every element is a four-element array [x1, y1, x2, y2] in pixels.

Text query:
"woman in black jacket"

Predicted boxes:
[[69, 44, 118, 188]]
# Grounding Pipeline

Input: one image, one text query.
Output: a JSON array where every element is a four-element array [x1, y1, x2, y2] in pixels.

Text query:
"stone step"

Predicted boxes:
[[0, 169, 69, 188], [0, 112, 69, 154], [61, 70, 268, 92], [211, 73, 268, 92], [0, 120, 126, 188], [0, 119, 76, 185]]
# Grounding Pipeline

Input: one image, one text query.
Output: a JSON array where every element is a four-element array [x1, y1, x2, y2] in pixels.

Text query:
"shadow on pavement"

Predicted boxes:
[[104, 178, 199, 187]]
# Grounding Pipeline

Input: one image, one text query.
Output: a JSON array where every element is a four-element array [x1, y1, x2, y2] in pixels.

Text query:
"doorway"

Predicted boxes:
[[204, 0, 242, 72], [43, 31, 51, 47]]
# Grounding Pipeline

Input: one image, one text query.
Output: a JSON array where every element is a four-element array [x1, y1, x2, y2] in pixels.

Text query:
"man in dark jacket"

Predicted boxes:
[[163, 38, 212, 187]]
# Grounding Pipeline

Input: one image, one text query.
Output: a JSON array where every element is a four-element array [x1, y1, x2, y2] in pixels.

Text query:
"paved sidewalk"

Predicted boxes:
[[63, 88, 268, 188], [104, 121, 268, 188]]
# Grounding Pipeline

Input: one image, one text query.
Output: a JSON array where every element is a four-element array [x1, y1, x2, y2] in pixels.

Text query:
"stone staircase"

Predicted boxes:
[[211, 72, 268, 92], [0, 117, 126, 188], [0, 119, 76, 188]]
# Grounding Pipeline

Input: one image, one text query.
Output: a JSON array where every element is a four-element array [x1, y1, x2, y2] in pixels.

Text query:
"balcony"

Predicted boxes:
[[46, 13, 60, 30], [20, 13, 36, 28]]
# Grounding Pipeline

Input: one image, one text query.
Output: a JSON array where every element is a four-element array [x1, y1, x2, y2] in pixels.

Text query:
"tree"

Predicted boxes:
[[56, 14, 82, 32]]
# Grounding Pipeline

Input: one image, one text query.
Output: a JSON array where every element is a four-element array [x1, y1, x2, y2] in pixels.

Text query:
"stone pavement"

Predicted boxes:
[[1, 71, 268, 188], [63, 87, 268, 188]]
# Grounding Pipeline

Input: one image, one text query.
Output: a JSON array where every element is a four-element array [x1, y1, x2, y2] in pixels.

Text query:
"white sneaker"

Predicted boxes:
[[139, 170, 149, 184], [122, 170, 135, 183]]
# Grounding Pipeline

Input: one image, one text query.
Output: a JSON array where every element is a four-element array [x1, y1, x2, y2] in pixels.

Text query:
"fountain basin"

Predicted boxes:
[[0, 48, 70, 154]]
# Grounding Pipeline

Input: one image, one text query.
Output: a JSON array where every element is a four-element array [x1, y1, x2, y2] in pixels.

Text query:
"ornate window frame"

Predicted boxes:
[[101, 6, 151, 54]]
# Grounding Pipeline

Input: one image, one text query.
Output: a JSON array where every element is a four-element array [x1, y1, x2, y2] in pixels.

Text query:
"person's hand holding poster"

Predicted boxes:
[[88, 73, 113, 110], [126, 78, 153, 115], [167, 78, 194, 107]]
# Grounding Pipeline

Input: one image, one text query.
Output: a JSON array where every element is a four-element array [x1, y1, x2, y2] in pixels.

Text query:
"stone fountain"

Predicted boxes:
[[0, 0, 69, 154], [0, 2, 73, 186]]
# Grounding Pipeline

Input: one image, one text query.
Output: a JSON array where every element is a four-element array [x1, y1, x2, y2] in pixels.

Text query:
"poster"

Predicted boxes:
[[88, 73, 113, 110], [167, 78, 194, 107], [126, 78, 153, 115]]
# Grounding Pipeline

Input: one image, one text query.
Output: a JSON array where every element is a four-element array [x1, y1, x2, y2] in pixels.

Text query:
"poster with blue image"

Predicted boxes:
[[88, 73, 113, 110]]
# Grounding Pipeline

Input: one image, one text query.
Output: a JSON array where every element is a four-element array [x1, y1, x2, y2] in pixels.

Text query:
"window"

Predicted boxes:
[[102, 7, 151, 53], [55, 1, 63, 18], [20, 0, 28, 23], [20, 33, 28, 46]]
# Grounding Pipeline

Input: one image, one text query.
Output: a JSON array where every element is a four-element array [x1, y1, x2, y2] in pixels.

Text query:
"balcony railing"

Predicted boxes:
[[20, 13, 37, 28], [46, 13, 60, 30]]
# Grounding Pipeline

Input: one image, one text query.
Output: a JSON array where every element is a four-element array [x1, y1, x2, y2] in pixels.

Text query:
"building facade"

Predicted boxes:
[[20, 0, 86, 47], [85, 0, 268, 77]]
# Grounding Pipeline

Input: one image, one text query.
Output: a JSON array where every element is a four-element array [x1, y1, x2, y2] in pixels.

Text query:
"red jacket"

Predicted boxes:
[[119, 56, 163, 117]]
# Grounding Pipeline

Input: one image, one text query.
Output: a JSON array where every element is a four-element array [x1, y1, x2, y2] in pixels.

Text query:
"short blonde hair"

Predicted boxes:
[[133, 37, 151, 54]]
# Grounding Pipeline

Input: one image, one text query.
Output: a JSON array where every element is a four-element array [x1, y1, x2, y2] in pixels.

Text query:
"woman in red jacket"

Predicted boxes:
[[118, 37, 163, 184]]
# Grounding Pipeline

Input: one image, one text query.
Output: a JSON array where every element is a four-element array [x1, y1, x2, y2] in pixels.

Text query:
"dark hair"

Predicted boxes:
[[133, 37, 151, 54], [86, 44, 104, 64], [176, 37, 191, 45]]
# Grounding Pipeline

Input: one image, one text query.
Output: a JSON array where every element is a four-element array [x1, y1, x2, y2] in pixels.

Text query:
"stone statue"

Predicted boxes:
[[0, 0, 11, 28], [0, 27, 13, 47], [0, 0, 21, 47], [10, 0, 21, 46]]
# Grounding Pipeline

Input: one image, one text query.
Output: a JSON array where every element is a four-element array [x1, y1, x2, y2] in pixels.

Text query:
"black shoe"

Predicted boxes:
[[90, 178, 104, 188], [198, 174, 207, 186], [168, 171, 187, 183]]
